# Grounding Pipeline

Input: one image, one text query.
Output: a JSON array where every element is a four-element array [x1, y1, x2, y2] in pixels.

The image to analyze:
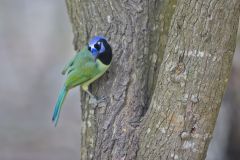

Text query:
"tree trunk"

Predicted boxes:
[[65, 0, 240, 159]]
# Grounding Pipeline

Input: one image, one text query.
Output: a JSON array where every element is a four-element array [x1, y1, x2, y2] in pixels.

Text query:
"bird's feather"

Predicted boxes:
[[52, 47, 101, 126], [52, 85, 67, 126], [64, 47, 100, 89], [52, 43, 111, 126], [61, 54, 76, 75]]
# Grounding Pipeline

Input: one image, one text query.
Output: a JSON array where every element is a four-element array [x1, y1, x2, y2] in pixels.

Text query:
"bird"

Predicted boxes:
[[52, 36, 112, 126]]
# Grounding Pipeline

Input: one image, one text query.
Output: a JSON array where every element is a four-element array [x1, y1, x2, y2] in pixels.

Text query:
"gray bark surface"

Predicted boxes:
[[65, 0, 240, 159]]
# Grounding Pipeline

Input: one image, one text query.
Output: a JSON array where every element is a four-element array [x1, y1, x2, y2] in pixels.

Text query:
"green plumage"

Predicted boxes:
[[64, 47, 100, 89], [52, 46, 110, 126], [52, 85, 67, 126]]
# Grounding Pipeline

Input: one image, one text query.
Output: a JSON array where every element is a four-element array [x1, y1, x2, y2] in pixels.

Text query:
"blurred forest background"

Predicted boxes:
[[0, 1, 239, 160]]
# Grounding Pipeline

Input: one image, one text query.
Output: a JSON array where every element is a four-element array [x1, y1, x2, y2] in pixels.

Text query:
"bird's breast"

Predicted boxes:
[[81, 60, 110, 89]]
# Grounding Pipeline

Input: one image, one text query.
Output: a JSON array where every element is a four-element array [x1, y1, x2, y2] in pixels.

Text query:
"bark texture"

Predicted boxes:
[[65, 0, 240, 159]]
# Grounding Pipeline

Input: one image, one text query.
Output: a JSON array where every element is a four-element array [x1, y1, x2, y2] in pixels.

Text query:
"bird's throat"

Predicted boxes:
[[97, 48, 112, 65]]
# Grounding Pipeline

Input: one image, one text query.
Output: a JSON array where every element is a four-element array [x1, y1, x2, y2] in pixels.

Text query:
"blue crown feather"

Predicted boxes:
[[88, 36, 106, 46]]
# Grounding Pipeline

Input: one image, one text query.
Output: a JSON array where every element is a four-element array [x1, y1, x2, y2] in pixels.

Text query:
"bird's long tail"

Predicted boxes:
[[52, 85, 67, 126]]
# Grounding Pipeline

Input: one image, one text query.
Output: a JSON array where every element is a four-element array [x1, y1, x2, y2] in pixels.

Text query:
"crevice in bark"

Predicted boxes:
[[146, 0, 177, 111]]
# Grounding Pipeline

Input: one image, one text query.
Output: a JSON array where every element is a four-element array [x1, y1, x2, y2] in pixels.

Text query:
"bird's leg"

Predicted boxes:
[[85, 89, 96, 99], [83, 86, 106, 108], [87, 90, 106, 106]]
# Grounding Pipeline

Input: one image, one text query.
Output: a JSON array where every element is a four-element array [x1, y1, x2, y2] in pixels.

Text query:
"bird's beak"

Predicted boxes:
[[91, 48, 98, 62], [91, 47, 97, 54]]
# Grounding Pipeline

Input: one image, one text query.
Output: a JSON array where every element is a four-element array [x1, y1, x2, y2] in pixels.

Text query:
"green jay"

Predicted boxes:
[[52, 36, 112, 126]]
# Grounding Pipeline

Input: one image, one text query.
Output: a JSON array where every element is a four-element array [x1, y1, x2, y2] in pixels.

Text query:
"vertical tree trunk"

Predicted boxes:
[[65, 0, 240, 159]]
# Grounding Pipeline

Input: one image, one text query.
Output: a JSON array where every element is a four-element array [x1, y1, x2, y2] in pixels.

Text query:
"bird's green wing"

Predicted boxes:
[[65, 62, 98, 89], [64, 47, 100, 89], [62, 46, 93, 75], [61, 54, 76, 75]]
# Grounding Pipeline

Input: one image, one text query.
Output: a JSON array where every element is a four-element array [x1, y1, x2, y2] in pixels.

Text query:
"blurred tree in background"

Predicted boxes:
[[0, 1, 80, 160]]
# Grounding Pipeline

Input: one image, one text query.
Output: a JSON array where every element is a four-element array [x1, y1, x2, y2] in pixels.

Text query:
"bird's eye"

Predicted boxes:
[[94, 42, 101, 51]]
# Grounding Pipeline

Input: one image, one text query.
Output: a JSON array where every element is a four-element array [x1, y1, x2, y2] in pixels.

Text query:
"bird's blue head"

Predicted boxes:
[[88, 36, 112, 65]]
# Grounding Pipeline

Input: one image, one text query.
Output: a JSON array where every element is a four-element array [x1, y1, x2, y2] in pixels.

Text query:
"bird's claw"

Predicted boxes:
[[97, 96, 106, 103], [89, 96, 107, 109]]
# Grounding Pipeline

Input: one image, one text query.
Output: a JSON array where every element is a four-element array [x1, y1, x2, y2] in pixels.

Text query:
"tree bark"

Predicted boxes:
[[65, 0, 240, 159]]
